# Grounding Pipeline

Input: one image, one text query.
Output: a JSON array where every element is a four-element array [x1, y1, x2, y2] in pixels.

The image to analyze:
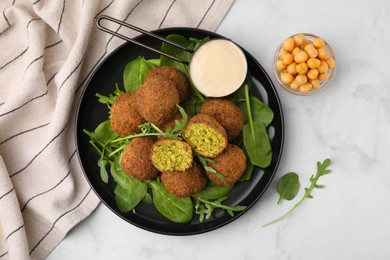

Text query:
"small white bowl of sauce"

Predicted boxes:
[[189, 39, 248, 97]]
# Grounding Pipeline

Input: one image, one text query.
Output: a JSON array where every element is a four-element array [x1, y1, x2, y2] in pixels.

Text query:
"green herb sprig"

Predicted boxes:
[[263, 158, 332, 227], [194, 196, 247, 222]]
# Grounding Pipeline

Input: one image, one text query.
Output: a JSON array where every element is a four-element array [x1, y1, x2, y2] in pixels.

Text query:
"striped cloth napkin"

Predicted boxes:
[[0, 0, 234, 259]]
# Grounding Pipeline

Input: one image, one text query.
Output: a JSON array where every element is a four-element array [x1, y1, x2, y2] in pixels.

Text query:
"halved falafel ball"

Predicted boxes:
[[121, 137, 159, 181], [161, 164, 207, 197], [206, 144, 246, 186], [110, 92, 145, 137], [146, 66, 190, 102], [136, 76, 180, 125], [182, 113, 228, 158], [200, 98, 245, 140], [151, 139, 193, 172]]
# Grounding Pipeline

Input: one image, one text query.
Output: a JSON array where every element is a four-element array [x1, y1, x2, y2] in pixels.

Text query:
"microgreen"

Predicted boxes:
[[263, 158, 332, 227], [193, 196, 247, 222], [196, 154, 225, 182]]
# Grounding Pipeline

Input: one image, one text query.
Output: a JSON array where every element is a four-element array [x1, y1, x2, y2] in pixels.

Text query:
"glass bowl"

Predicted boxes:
[[273, 33, 336, 96]]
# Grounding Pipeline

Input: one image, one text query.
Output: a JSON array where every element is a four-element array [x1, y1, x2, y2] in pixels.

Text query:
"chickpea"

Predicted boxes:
[[280, 53, 294, 65], [289, 80, 299, 90], [307, 58, 321, 69], [318, 48, 330, 60], [292, 47, 301, 56], [313, 37, 325, 48], [277, 34, 335, 93], [299, 83, 313, 93], [307, 69, 319, 80], [278, 49, 289, 59], [304, 44, 318, 58], [282, 38, 295, 52], [296, 62, 308, 75], [327, 58, 336, 68], [310, 79, 321, 89], [287, 62, 297, 75], [280, 72, 294, 84], [318, 60, 329, 74], [318, 72, 329, 81], [295, 74, 307, 85], [294, 51, 308, 63], [293, 34, 306, 46], [276, 60, 286, 71]]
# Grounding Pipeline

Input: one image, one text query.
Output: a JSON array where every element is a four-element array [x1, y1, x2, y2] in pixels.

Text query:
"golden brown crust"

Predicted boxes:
[[146, 66, 190, 102], [161, 164, 207, 197], [136, 76, 180, 125], [206, 144, 247, 186], [200, 98, 245, 140], [110, 92, 145, 137], [121, 137, 159, 181]]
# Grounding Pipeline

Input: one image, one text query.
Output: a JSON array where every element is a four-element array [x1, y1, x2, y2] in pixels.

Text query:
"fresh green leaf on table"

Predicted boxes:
[[276, 172, 300, 204], [263, 158, 332, 227], [123, 56, 156, 92]]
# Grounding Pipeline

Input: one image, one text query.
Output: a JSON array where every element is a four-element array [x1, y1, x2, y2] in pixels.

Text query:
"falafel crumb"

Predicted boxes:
[[184, 124, 226, 158], [151, 140, 193, 172]]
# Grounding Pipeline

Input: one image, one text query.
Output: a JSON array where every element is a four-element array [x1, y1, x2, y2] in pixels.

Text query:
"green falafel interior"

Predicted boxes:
[[83, 33, 274, 224], [151, 140, 193, 172]]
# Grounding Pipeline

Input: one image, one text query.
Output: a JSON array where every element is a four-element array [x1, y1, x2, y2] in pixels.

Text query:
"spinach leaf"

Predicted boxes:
[[243, 122, 272, 168], [242, 84, 273, 168], [110, 156, 148, 212], [193, 182, 233, 200], [239, 157, 254, 181], [149, 180, 193, 223], [123, 56, 155, 92], [189, 36, 210, 51], [94, 120, 117, 143], [276, 172, 300, 204], [160, 34, 192, 75], [250, 96, 274, 127], [114, 181, 147, 213]]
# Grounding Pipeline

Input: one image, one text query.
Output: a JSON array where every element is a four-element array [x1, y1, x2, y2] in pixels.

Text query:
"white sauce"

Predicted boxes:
[[189, 39, 248, 97]]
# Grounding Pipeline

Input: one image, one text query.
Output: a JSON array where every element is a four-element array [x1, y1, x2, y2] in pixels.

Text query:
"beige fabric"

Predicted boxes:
[[0, 0, 235, 259]]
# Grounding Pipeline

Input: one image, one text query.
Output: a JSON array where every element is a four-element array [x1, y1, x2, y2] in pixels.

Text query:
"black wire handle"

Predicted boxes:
[[96, 15, 192, 64]]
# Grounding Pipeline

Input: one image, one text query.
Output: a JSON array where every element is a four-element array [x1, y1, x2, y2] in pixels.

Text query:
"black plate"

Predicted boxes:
[[75, 27, 284, 235]]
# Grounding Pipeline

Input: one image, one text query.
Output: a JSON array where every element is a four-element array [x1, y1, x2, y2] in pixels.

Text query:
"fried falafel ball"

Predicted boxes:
[[206, 144, 246, 186], [136, 76, 180, 125], [110, 92, 145, 137], [200, 98, 245, 140], [146, 66, 190, 102], [121, 137, 159, 181], [161, 164, 207, 197], [151, 139, 193, 172], [182, 113, 228, 158]]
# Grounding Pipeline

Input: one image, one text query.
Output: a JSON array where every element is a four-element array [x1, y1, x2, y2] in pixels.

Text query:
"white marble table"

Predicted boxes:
[[49, 0, 390, 259]]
